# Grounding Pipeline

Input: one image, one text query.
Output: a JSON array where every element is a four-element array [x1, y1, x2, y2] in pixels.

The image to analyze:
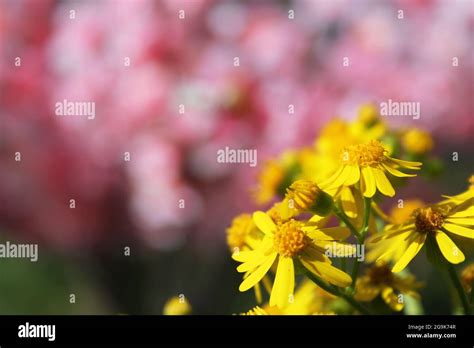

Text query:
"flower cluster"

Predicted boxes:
[[227, 105, 473, 315]]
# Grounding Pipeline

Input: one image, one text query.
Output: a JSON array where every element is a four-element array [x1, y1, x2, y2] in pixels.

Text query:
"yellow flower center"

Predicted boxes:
[[367, 264, 393, 285], [414, 207, 445, 234], [273, 220, 308, 257], [342, 140, 386, 166]]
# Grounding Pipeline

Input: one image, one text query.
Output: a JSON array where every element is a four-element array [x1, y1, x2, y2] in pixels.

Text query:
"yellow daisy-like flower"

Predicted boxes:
[[226, 214, 269, 303], [401, 128, 433, 155], [315, 119, 354, 159], [275, 279, 336, 315], [249, 280, 336, 315], [321, 140, 422, 197], [351, 103, 386, 141], [285, 180, 333, 216], [298, 147, 340, 184], [355, 263, 423, 311], [367, 200, 474, 272], [254, 151, 299, 204], [226, 213, 263, 252], [232, 211, 353, 308]]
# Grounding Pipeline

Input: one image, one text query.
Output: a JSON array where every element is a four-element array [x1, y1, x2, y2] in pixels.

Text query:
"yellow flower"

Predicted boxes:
[[315, 119, 354, 159], [298, 148, 340, 186], [368, 200, 474, 272], [358, 103, 380, 124], [226, 214, 263, 252], [163, 296, 192, 315], [286, 180, 333, 216], [232, 211, 353, 308], [461, 263, 474, 293], [321, 140, 422, 197], [275, 280, 336, 315], [355, 263, 423, 311], [247, 280, 336, 315], [351, 103, 386, 141], [254, 151, 299, 204], [402, 128, 433, 155], [226, 214, 269, 303]]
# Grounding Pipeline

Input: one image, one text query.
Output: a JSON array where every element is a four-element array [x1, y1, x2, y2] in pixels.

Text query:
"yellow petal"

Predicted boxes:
[[341, 187, 357, 218], [253, 282, 262, 304], [232, 250, 261, 263], [237, 254, 268, 273], [252, 211, 276, 235], [304, 226, 351, 241], [435, 231, 465, 264], [303, 245, 331, 263], [319, 166, 344, 189], [387, 157, 422, 170], [269, 257, 295, 308], [361, 166, 376, 197], [449, 207, 474, 218], [444, 217, 474, 226], [301, 258, 352, 287], [369, 234, 410, 264], [372, 167, 395, 197], [442, 223, 474, 238], [344, 165, 360, 186], [329, 165, 352, 188], [368, 224, 415, 243], [239, 253, 277, 292], [392, 233, 426, 272], [382, 163, 416, 178]]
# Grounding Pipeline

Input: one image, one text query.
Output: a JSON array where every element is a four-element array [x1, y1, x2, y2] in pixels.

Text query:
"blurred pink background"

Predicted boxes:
[[1, 0, 473, 252]]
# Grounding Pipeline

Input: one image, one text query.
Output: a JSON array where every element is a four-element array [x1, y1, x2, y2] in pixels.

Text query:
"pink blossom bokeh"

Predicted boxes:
[[1, 0, 473, 251]]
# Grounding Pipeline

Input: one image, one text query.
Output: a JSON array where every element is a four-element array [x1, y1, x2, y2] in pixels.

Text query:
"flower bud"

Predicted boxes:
[[286, 180, 333, 216]]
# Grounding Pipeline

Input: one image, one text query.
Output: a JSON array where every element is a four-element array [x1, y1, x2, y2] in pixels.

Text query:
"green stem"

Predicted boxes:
[[361, 197, 371, 239], [303, 268, 372, 315], [333, 206, 359, 238], [349, 197, 371, 290], [350, 259, 361, 291], [447, 264, 471, 315]]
